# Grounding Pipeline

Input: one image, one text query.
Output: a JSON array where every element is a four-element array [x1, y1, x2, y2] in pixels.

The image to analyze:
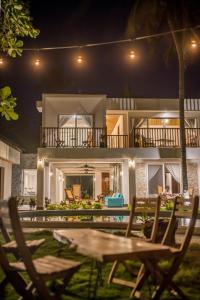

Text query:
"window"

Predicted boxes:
[[59, 114, 93, 128], [23, 169, 37, 196], [148, 163, 180, 196]]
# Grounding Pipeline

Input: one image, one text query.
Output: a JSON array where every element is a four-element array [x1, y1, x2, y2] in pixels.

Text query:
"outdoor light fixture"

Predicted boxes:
[[34, 58, 40, 66], [129, 50, 136, 60], [191, 40, 197, 49], [129, 159, 135, 168], [120, 171, 123, 176], [0, 57, 3, 65], [76, 55, 83, 64], [37, 158, 44, 167], [49, 171, 53, 177]]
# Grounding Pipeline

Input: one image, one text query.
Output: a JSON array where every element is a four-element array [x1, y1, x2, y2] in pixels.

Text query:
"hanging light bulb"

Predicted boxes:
[[0, 57, 4, 65], [34, 58, 40, 66], [191, 40, 197, 49], [76, 55, 83, 64], [129, 50, 136, 60]]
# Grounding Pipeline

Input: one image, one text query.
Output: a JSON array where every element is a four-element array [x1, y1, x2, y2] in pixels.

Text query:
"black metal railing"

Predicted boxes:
[[133, 128, 200, 147]]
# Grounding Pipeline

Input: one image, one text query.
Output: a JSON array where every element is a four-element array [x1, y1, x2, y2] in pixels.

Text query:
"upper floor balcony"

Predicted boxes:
[[107, 98, 200, 111], [40, 127, 200, 149]]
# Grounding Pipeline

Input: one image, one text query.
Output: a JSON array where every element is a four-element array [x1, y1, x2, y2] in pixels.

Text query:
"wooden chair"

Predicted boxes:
[[108, 196, 161, 292], [65, 189, 74, 202], [131, 195, 199, 299], [0, 197, 81, 299], [72, 184, 81, 199], [0, 215, 45, 259]]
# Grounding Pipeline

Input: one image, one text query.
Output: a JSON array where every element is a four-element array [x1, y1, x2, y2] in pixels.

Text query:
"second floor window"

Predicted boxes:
[[59, 114, 93, 128]]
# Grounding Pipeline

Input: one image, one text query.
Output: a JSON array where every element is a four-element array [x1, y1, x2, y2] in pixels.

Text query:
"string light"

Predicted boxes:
[[76, 55, 83, 64], [21, 24, 200, 52], [34, 58, 40, 66], [191, 40, 197, 49], [129, 50, 136, 60]]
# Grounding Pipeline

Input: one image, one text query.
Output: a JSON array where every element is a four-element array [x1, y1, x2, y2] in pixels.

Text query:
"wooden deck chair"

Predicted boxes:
[[0, 215, 45, 259], [0, 198, 81, 300], [72, 184, 81, 199], [108, 196, 161, 292], [65, 189, 74, 202], [131, 195, 199, 299]]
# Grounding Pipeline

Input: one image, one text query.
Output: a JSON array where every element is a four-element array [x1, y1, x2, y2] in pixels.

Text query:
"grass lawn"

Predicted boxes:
[[0, 230, 200, 299]]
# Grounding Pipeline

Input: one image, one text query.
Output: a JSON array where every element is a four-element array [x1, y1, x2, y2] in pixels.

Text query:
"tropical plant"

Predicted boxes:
[[127, 0, 199, 192], [0, 0, 39, 121]]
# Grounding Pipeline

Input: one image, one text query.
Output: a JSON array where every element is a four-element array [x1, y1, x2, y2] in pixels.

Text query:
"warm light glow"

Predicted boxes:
[[129, 159, 135, 168], [34, 58, 40, 66], [76, 55, 83, 64], [191, 40, 197, 49], [0, 57, 3, 65], [129, 50, 136, 60], [49, 171, 53, 177]]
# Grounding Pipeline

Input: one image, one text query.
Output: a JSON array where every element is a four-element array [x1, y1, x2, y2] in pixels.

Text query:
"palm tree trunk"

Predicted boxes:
[[168, 18, 188, 193]]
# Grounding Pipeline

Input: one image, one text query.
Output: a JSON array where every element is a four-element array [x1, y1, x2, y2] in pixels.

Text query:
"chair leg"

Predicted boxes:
[[108, 260, 119, 283], [130, 267, 149, 298], [169, 281, 189, 300]]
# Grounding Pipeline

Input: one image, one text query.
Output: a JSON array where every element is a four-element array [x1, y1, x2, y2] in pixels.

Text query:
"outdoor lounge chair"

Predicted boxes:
[[65, 189, 75, 202], [0, 197, 81, 300], [104, 193, 124, 207], [108, 196, 161, 293]]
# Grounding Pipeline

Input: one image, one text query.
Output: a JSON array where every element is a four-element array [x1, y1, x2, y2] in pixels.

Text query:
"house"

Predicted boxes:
[[0, 136, 21, 200], [36, 94, 200, 209]]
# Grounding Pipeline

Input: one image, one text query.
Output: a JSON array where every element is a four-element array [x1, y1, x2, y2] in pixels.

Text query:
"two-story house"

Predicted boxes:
[[36, 94, 200, 209]]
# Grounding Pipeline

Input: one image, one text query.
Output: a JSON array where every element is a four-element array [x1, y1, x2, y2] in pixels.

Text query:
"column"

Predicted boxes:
[[37, 158, 45, 209]]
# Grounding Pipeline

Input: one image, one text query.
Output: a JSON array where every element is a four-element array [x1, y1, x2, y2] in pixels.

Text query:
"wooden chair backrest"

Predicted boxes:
[[65, 189, 74, 200], [162, 195, 199, 254], [0, 198, 52, 298], [73, 184, 81, 198], [126, 196, 161, 242]]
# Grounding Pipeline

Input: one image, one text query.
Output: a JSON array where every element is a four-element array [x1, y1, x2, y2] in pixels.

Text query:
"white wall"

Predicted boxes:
[[42, 95, 106, 128], [94, 171, 102, 199], [122, 160, 129, 204], [0, 159, 12, 199]]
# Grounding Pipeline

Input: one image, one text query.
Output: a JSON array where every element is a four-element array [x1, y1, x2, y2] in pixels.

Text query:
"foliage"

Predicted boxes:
[[0, 86, 18, 120], [47, 201, 102, 210], [0, 0, 39, 122], [165, 199, 174, 210], [0, 0, 39, 57]]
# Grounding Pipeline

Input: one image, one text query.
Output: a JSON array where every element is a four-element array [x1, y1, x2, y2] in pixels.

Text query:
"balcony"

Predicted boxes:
[[40, 127, 128, 148], [133, 128, 200, 148], [40, 127, 200, 149]]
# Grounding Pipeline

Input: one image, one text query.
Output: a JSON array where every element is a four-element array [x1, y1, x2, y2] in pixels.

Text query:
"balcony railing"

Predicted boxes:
[[133, 128, 200, 148], [41, 127, 128, 148], [41, 127, 200, 149]]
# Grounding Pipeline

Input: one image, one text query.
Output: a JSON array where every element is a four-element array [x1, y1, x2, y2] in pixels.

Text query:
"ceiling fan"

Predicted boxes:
[[75, 164, 95, 174]]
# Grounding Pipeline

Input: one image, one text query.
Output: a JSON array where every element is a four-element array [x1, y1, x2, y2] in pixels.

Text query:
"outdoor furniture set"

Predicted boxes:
[[0, 194, 199, 299]]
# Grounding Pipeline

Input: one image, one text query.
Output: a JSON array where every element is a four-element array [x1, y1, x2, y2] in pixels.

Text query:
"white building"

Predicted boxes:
[[36, 94, 200, 208], [0, 137, 20, 200]]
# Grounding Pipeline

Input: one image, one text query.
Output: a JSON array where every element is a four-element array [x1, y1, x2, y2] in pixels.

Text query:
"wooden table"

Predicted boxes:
[[54, 229, 173, 263], [54, 229, 176, 298]]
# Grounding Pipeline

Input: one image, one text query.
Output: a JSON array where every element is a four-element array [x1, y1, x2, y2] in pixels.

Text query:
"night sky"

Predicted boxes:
[[0, 0, 200, 152]]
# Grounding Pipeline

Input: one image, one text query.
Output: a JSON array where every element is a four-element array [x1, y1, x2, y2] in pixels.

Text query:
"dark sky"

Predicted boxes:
[[0, 0, 200, 152]]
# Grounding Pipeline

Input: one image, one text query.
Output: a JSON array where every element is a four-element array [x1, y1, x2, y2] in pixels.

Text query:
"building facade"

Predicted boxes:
[[0, 137, 20, 200], [36, 94, 200, 208]]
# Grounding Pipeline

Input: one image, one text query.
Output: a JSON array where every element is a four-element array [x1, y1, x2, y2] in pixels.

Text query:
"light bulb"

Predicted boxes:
[[129, 50, 136, 60], [191, 40, 197, 49], [77, 55, 83, 64], [34, 58, 40, 66]]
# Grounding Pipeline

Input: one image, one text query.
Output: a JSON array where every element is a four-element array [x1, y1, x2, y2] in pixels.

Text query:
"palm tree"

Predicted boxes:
[[127, 0, 199, 193]]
